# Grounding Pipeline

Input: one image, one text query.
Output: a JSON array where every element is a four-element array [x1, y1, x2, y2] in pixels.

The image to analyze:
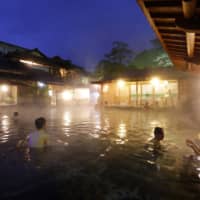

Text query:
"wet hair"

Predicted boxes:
[[154, 127, 164, 141], [13, 112, 19, 117], [35, 117, 46, 130]]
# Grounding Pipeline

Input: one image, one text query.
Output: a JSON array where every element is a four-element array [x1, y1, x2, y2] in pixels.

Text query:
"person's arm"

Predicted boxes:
[[16, 135, 29, 148], [186, 139, 200, 155]]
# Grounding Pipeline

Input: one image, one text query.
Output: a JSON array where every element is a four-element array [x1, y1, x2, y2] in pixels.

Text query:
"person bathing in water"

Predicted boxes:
[[13, 112, 19, 121], [17, 117, 48, 149], [186, 137, 200, 156], [28, 117, 49, 148], [150, 127, 164, 147], [145, 127, 165, 153]]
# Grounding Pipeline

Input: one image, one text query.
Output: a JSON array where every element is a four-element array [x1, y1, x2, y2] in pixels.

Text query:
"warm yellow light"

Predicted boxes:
[[103, 84, 109, 93], [63, 112, 71, 126], [118, 122, 127, 139], [1, 85, 9, 92], [62, 90, 73, 101], [117, 80, 125, 88], [150, 77, 160, 87], [20, 59, 39, 66], [93, 84, 100, 90], [163, 80, 169, 86], [74, 88, 90, 100], [48, 90, 53, 97]]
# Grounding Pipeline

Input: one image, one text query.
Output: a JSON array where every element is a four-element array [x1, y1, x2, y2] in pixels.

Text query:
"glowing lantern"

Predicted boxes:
[[103, 85, 109, 93], [37, 82, 45, 88], [62, 90, 73, 101], [1, 85, 9, 93], [48, 90, 53, 97], [150, 77, 160, 88], [117, 80, 125, 88]]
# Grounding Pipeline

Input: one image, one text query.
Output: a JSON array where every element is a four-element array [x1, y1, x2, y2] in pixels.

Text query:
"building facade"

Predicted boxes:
[[0, 41, 92, 106], [95, 68, 200, 109]]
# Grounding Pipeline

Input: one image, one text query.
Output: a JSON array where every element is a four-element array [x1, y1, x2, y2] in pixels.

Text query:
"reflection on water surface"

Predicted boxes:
[[0, 106, 200, 200]]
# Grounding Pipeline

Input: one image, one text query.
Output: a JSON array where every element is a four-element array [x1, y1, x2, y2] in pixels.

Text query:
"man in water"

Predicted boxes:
[[28, 117, 48, 148]]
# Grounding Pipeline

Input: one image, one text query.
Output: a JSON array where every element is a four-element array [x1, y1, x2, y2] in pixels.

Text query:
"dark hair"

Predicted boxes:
[[13, 112, 18, 116], [154, 127, 164, 140], [35, 117, 46, 130]]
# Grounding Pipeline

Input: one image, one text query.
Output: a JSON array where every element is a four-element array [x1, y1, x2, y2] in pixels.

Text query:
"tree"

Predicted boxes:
[[95, 60, 126, 80], [129, 48, 173, 69], [94, 41, 135, 80], [105, 41, 134, 65]]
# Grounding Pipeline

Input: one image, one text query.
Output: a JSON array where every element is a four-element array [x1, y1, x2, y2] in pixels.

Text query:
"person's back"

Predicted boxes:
[[28, 117, 48, 148], [28, 130, 48, 148]]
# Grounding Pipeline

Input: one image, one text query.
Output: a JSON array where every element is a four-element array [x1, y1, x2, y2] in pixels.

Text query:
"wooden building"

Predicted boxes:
[[0, 41, 90, 106], [95, 68, 200, 109]]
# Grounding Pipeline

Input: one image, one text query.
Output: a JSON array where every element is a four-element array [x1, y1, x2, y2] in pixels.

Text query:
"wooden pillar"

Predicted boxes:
[[140, 82, 143, 107], [136, 82, 139, 107], [182, 0, 196, 59], [128, 84, 131, 106]]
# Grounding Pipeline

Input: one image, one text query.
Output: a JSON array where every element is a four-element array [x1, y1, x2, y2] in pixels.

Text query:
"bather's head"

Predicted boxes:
[[35, 117, 46, 130], [154, 127, 164, 141], [13, 112, 19, 117]]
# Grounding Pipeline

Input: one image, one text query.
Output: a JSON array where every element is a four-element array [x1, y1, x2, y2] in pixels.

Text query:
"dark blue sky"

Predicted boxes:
[[0, 0, 155, 70]]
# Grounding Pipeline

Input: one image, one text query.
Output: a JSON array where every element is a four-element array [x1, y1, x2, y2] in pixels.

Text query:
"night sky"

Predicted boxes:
[[0, 0, 155, 70]]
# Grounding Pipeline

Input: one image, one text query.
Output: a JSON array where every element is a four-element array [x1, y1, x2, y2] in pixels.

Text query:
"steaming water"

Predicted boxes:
[[0, 106, 200, 200]]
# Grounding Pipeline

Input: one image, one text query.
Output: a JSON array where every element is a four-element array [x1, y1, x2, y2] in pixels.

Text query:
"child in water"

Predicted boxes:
[[150, 127, 164, 148], [28, 117, 49, 148]]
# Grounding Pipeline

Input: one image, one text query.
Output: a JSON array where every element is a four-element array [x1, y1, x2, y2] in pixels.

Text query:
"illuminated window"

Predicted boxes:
[[74, 88, 90, 100], [130, 84, 136, 101]]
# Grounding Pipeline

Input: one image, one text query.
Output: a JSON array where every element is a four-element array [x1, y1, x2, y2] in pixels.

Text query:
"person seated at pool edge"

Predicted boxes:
[[28, 117, 48, 148], [151, 127, 164, 147], [186, 138, 200, 156]]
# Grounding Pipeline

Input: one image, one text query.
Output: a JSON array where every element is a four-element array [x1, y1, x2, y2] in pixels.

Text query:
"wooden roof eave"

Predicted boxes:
[[137, 0, 176, 67]]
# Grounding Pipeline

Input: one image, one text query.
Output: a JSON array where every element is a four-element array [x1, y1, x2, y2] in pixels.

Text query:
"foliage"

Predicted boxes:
[[94, 41, 134, 79], [105, 41, 134, 65], [95, 60, 127, 80], [129, 48, 173, 69]]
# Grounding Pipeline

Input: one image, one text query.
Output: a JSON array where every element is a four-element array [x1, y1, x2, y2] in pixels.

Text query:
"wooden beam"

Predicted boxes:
[[150, 12, 181, 19], [154, 18, 175, 23], [161, 33, 186, 38], [168, 50, 187, 54], [144, 1, 181, 8], [155, 22, 176, 27], [186, 32, 195, 57], [169, 52, 186, 56], [167, 43, 186, 48], [168, 47, 186, 52], [164, 38, 186, 44], [182, 0, 197, 19], [159, 29, 185, 34], [148, 6, 182, 13], [158, 26, 179, 30], [182, 1, 197, 58]]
